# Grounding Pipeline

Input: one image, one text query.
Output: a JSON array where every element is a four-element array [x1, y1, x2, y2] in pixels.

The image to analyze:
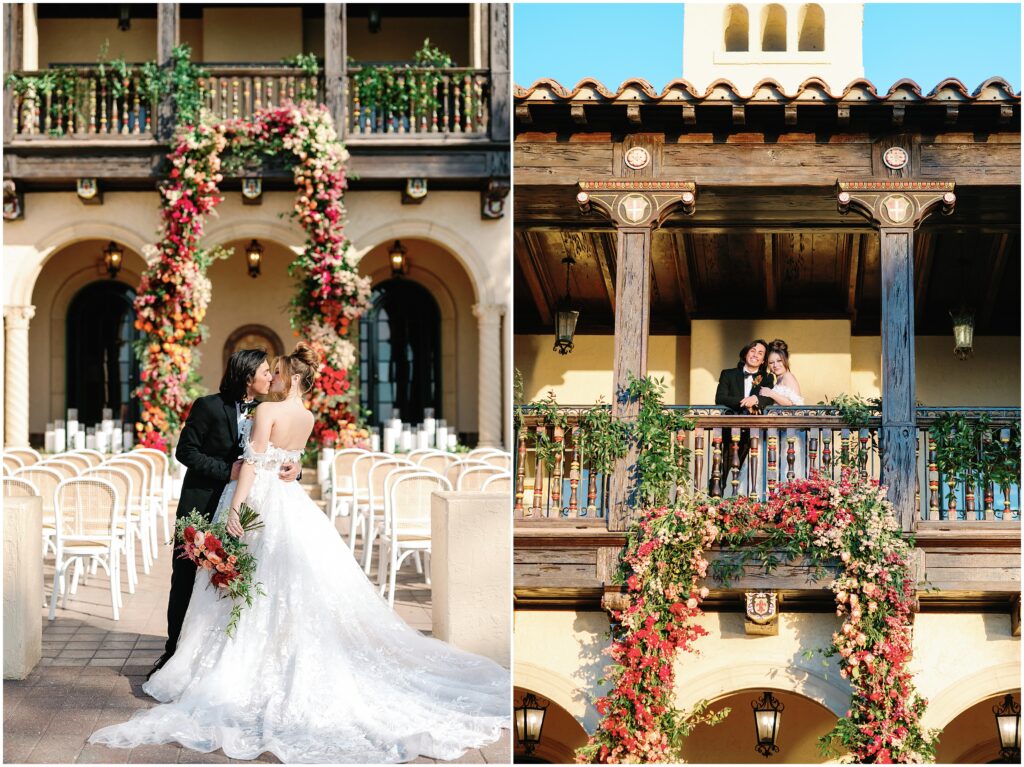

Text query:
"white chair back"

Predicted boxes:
[[418, 452, 458, 474], [389, 472, 452, 535], [468, 447, 505, 459], [69, 449, 104, 466], [53, 477, 121, 541], [482, 453, 512, 470], [457, 465, 507, 491], [3, 476, 39, 498], [55, 453, 92, 473], [6, 447, 41, 466], [41, 459, 80, 478], [481, 472, 513, 493], [444, 458, 492, 488], [3, 453, 25, 473], [14, 466, 62, 512]]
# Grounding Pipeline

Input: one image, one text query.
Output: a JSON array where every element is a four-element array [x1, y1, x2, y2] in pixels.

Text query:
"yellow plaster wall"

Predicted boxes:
[[201, 7, 302, 63], [36, 19, 204, 67], [515, 335, 690, 405], [347, 18, 470, 64], [852, 336, 1022, 406]]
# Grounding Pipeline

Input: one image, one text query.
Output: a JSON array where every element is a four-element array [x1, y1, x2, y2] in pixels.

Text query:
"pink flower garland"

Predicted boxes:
[[135, 102, 370, 452], [577, 471, 937, 764]]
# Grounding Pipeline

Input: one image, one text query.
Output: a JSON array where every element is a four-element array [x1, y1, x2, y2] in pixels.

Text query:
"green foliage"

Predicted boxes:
[[349, 38, 456, 129], [929, 412, 1021, 492], [280, 53, 321, 100], [625, 375, 696, 508], [577, 398, 629, 478], [820, 392, 880, 428], [528, 391, 569, 470], [167, 44, 207, 126]]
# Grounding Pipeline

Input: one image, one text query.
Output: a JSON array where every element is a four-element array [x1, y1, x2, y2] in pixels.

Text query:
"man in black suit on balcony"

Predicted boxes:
[[712, 339, 775, 493]]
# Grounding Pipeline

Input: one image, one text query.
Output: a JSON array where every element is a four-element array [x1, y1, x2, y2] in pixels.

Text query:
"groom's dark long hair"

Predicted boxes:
[[220, 349, 268, 403], [736, 339, 769, 369]]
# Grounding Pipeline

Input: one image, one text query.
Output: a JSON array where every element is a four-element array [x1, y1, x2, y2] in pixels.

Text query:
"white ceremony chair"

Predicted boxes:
[[14, 466, 63, 557], [481, 452, 512, 471], [3, 476, 39, 500], [377, 472, 452, 607], [329, 448, 367, 523], [69, 449, 104, 466], [408, 448, 444, 464], [468, 447, 505, 460], [55, 453, 92, 473], [360, 457, 416, 574], [111, 453, 161, 560], [3, 453, 25, 473], [104, 458, 153, 574], [347, 451, 392, 552], [444, 458, 492, 488], [7, 447, 41, 466], [83, 466, 140, 594], [418, 452, 458, 475], [481, 472, 513, 494], [41, 459, 81, 479], [49, 477, 125, 621], [133, 448, 173, 543], [457, 465, 508, 491]]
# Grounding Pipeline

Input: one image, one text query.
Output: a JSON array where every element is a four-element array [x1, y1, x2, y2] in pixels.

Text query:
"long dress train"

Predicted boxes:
[[89, 444, 510, 763]]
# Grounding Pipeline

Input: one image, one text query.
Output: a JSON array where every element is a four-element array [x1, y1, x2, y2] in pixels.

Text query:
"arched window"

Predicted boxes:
[[723, 4, 749, 52], [65, 281, 140, 426], [359, 279, 442, 428], [799, 4, 825, 51], [761, 4, 787, 52]]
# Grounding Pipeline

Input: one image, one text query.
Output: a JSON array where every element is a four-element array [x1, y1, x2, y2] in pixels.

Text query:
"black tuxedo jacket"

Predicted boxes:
[[174, 392, 243, 522], [715, 367, 775, 413]]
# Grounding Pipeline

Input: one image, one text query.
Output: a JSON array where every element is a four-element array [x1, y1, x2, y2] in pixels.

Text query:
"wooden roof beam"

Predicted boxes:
[[764, 234, 777, 312], [570, 104, 587, 125], [514, 230, 553, 326], [671, 233, 697, 318], [914, 232, 937, 324], [846, 233, 862, 323], [595, 232, 617, 313], [979, 232, 1011, 329]]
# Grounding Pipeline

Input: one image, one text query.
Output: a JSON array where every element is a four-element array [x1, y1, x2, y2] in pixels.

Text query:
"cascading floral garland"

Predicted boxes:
[[134, 102, 371, 452], [577, 471, 937, 765]]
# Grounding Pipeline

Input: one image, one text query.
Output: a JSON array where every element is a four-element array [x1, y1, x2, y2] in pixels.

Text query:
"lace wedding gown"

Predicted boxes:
[[90, 443, 510, 763]]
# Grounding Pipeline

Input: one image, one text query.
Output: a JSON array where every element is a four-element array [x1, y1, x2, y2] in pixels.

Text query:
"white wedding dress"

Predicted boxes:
[[89, 442, 510, 763]]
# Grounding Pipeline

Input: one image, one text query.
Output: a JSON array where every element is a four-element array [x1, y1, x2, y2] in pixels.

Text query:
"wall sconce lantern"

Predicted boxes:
[[103, 241, 124, 278], [389, 240, 409, 277], [993, 693, 1021, 762], [245, 239, 264, 278], [514, 692, 549, 756], [367, 5, 382, 33], [553, 255, 579, 355], [950, 307, 975, 361], [752, 691, 784, 758]]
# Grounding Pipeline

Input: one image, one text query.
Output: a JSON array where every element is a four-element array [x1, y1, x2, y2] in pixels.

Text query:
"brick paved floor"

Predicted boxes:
[[4, 512, 510, 764]]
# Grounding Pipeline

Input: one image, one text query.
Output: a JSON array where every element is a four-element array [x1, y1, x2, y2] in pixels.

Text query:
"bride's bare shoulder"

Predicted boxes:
[[780, 372, 801, 391]]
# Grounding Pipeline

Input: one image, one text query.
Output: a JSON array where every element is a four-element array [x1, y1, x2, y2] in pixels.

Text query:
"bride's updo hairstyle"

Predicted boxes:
[[276, 342, 320, 397], [767, 339, 791, 371]]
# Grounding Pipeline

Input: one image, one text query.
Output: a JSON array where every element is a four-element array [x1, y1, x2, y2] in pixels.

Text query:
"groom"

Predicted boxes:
[[713, 339, 775, 491], [149, 349, 301, 677]]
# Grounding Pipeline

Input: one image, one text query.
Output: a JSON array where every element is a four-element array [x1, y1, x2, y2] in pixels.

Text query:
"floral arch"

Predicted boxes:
[[133, 102, 370, 451]]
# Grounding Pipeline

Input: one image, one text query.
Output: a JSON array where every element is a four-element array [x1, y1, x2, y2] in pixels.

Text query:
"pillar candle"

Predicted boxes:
[[447, 433, 458, 451], [383, 427, 396, 454], [370, 432, 381, 452], [53, 421, 66, 453], [436, 426, 448, 451], [45, 424, 55, 453]]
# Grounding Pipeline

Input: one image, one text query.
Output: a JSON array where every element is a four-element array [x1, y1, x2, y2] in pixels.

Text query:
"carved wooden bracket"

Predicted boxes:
[[577, 180, 696, 228], [836, 180, 956, 229], [1012, 594, 1021, 637], [481, 178, 510, 219]]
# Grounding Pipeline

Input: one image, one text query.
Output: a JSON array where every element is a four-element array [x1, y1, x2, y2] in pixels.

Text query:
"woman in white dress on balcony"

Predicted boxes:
[[757, 339, 807, 484]]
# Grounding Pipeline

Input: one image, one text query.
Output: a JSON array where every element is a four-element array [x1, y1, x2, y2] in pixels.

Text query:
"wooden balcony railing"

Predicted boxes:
[[8, 68, 158, 138], [199, 66, 323, 123], [345, 67, 490, 138], [514, 406, 1021, 529]]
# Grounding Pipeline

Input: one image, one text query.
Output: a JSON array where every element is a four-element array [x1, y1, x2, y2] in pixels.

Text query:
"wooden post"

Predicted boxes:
[[837, 179, 956, 531], [577, 180, 696, 530], [488, 2, 509, 143], [3, 3, 23, 144], [324, 3, 346, 139], [156, 3, 179, 141]]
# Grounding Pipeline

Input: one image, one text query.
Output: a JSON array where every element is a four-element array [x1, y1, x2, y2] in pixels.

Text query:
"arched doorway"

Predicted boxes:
[[681, 688, 838, 763], [935, 690, 1022, 764], [359, 278, 442, 428], [512, 686, 589, 764], [65, 281, 140, 425]]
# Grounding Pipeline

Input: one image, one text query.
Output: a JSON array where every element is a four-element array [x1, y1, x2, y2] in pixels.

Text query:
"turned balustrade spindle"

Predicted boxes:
[[693, 432, 705, 492], [586, 464, 598, 517], [749, 434, 760, 498], [568, 428, 580, 518], [550, 425, 564, 513], [767, 432, 778, 494], [532, 425, 545, 517], [858, 429, 870, 481], [821, 429, 832, 476], [441, 77, 450, 133], [808, 434, 819, 474], [431, 80, 439, 132], [927, 437, 939, 519], [352, 90, 362, 134], [396, 75, 406, 134], [983, 481, 994, 521], [786, 433, 797, 481], [1000, 429, 1013, 517], [514, 427, 526, 514], [946, 477, 958, 521], [88, 79, 97, 133], [710, 432, 723, 498], [132, 76, 141, 134], [453, 78, 462, 132], [463, 73, 473, 132], [729, 432, 741, 496], [965, 477, 976, 518]]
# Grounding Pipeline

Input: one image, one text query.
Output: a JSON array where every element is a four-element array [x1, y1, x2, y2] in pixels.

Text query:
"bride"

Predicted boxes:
[[759, 339, 804, 407], [90, 343, 510, 763]]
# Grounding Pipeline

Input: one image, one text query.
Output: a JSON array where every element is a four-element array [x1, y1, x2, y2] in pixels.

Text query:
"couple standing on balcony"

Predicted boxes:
[[715, 338, 805, 413]]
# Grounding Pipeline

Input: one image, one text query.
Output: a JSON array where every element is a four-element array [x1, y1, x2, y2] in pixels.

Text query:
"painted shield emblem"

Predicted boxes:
[[745, 591, 778, 625], [618, 194, 651, 224], [881, 194, 912, 224]]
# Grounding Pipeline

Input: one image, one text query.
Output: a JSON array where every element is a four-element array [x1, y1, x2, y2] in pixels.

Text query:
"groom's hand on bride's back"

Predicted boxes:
[[230, 460, 243, 481], [279, 461, 300, 482]]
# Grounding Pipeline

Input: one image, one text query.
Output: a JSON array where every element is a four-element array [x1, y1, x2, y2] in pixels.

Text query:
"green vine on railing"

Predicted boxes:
[[929, 412, 1021, 495], [280, 53, 321, 100], [624, 375, 696, 508], [348, 38, 457, 126]]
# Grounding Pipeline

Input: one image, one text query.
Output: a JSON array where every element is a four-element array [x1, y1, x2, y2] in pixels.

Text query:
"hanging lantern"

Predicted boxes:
[[553, 255, 579, 355], [245, 239, 264, 278], [514, 692, 548, 756], [950, 307, 975, 361], [389, 239, 409, 276], [751, 691, 784, 758], [103, 241, 124, 278], [993, 694, 1021, 762]]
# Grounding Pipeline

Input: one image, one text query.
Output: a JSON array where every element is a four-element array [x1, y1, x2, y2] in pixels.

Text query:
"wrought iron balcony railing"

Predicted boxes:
[[514, 406, 1021, 530]]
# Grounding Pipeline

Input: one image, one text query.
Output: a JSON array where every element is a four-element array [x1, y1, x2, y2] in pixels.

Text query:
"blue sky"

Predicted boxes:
[[514, 2, 1021, 92]]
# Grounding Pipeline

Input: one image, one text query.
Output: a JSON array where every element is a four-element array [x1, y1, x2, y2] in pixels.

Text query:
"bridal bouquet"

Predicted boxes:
[[175, 506, 266, 637]]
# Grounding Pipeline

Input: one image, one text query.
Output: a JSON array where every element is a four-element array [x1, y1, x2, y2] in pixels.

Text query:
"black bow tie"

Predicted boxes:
[[239, 400, 258, 414], [744, 372, 756, 378]]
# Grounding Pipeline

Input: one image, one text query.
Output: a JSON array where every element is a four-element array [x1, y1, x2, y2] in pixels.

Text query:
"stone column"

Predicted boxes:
[[473, 303, 505, 448], [4, 305, 35, 448]]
